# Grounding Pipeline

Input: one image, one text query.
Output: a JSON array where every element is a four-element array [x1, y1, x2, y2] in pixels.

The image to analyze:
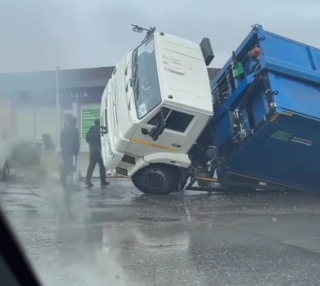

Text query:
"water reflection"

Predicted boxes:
[[51, 182, 320, 286]]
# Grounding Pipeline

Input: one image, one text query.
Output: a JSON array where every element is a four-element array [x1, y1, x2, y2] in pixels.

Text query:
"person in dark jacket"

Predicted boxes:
[[60, 117, 80, 186], [85, 118, 109, 187]]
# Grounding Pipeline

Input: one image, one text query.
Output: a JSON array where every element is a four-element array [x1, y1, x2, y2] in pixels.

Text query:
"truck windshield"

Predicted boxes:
[[132, 36, 161, 119]]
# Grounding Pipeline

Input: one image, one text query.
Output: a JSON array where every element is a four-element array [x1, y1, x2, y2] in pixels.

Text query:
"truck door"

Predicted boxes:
[[100, 88, 108, 164], [130, 107, 195, 156]]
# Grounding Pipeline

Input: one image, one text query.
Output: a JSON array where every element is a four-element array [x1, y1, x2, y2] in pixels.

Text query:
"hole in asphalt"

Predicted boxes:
[[148, 245, 176, 249], [138, 217, 180, 222]]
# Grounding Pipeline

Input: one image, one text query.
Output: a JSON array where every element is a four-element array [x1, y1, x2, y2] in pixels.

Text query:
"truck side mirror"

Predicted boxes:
[[132, 25, 143, 33], [200, 37, 214, 66], [150, 127, 159, 141], [150, 119, 166, 141]]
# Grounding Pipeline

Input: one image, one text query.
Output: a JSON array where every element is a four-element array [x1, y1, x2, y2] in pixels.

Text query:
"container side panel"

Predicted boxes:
[[247, 83, 270, 128], [210, 112, 233, 148], [226, 115, 320, 192], [261, 32, 320, 71], [268, 72, 320, 119]]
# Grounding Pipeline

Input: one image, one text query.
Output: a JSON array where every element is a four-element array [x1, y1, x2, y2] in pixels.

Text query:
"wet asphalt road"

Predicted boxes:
[[2, 179, 320, 286]]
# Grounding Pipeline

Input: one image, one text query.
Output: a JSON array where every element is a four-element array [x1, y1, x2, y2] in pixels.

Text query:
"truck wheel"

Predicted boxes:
[[132, 164, 180, 195]]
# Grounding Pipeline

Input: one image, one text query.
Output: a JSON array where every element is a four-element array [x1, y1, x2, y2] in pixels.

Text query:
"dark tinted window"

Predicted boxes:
[[148, 108, 194, 133]]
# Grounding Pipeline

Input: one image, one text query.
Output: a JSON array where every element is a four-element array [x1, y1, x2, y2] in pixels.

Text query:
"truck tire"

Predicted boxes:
[[132, 164, 180, 195]]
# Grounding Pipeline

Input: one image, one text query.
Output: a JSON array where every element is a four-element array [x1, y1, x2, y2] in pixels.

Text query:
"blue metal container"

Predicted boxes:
[[210, 24, 320, 192]]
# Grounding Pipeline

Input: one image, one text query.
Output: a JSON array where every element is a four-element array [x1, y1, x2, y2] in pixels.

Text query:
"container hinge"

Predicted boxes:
[[269, 102, 277, 109], [232, 109, 248, 141], [251, 24, 259, 31]]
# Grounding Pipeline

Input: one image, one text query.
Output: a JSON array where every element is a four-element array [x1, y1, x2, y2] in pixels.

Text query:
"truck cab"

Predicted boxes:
[[100, 31, 213, 194]]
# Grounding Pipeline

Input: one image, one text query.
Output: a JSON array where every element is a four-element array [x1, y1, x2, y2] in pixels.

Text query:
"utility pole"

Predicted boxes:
[[55, 64, 60, 155]]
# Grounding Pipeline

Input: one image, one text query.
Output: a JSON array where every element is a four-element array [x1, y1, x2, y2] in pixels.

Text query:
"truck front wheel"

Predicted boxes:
[[132, 164, 180, 195]]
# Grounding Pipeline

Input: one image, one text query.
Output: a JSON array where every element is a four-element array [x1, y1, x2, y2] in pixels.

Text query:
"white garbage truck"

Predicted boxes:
[[101, 24, 320, 195]]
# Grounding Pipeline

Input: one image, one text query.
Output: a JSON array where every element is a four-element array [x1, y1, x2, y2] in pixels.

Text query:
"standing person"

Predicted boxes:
[[60, 117, 80, 186], [85, 118, 109, 187]]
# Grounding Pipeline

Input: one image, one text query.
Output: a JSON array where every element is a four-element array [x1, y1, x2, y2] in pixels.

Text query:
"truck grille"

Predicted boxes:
[[116, 167, 128, 176], [122, 155, 136, 165]]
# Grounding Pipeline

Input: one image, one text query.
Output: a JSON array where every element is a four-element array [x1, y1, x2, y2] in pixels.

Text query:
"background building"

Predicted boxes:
[[0, 66, 219, 153]]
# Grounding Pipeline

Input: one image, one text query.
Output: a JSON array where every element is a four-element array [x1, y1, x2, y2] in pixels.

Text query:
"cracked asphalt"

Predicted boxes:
[[1, 179, 320, 286]]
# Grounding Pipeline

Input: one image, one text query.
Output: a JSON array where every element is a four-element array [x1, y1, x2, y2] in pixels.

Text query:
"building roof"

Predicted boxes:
[[0, 67, 114, 92], [0, 66, 220, 93]]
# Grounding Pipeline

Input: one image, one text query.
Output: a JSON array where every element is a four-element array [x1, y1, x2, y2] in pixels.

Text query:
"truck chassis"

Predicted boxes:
[[185, 175, 288, 193]]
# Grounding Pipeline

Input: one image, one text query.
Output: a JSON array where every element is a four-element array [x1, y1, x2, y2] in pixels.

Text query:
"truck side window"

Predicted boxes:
[[148, 108, 194, 133]]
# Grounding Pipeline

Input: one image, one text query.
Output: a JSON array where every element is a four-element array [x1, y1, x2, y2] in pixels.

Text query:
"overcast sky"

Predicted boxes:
[[0, 0, 319, 73]]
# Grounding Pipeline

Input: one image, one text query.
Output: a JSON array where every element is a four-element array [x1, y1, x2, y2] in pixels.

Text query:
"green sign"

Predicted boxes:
[[270, 130, 293, 141], [82, 109, 100, 138]]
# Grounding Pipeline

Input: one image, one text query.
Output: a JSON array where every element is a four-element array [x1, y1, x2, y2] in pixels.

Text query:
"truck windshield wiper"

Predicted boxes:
[[132, 50, 138, 81], [132, 62, 138, 83], [134, 78, 140, 103]]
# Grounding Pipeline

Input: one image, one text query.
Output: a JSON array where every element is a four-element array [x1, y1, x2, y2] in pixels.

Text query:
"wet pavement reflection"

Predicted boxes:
[[2, 180, 320, 285]]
